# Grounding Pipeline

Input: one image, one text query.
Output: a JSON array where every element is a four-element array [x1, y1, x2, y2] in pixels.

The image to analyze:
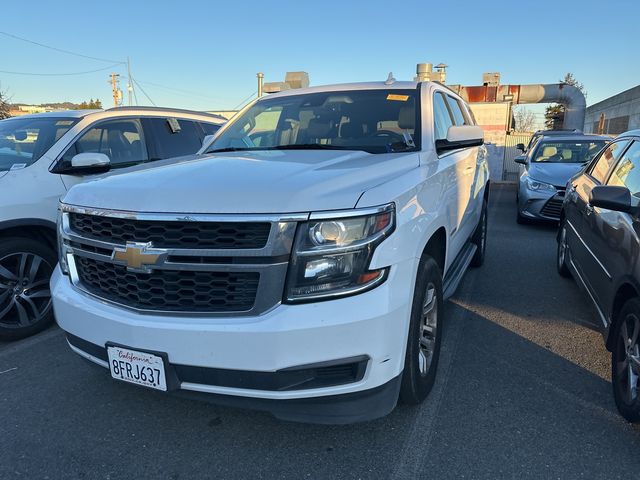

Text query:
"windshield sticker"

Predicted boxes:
[[55, 120, 74, 126], [387, 94, 409, 101], [10, 163, 27, 171]]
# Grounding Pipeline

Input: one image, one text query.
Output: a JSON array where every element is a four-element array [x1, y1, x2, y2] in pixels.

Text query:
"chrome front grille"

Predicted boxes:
[[60, 205, 304, 316]]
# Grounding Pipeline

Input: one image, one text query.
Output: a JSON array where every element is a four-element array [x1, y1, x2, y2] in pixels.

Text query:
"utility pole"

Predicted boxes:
[[127, 57, 134, 106], [109, 73, 121, 107]]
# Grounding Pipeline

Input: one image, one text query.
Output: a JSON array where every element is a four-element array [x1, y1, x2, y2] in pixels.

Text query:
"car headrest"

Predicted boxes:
[[561, 149, 572, 160], [306, 118, 331, 138], [542, 146, 557, 157], [398, 106, 415, 130], [340, 122, 364, 138]]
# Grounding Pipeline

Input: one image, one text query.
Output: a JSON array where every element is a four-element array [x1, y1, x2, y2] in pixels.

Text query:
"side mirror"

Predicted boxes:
[[516, 143, 525, 152], [589, 185, 632, 213], [197, 134, 216, 155], [435, 125, 484, 154], [70, 152, 111, 173], [514, 155, 527, 165]]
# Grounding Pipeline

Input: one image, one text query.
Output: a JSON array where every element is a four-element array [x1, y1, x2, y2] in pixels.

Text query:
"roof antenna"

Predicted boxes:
[[384, 72, 396, 85]]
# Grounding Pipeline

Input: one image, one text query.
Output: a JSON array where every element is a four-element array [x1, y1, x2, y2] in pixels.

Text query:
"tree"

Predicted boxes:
[[513, 106, 536, 132], [78, 98, 102, 109], [0, 87, 10, 119], [544, 73, 586, 129]]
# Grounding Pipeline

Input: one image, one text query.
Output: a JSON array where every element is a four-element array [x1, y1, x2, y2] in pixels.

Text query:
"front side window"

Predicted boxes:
[[208, 89, 420, 155], [61, 118, 147, 169], [531, 140, 607, 164], [433, 92, 454, 141], [0, 117, 78, 172], [607, 141, 640, 196], [446, 96, 469, 126], [589, 140, 629, 183]]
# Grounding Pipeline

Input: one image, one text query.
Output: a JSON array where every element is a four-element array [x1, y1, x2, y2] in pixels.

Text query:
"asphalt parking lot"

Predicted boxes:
[[2, 183, 640, 480]]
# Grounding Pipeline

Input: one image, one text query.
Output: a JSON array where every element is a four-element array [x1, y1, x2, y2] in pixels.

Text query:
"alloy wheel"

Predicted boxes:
[[418, 283, 438, 376], [0, 252, 53, 329], [558, 226, 568, 269], [615, 313, 640, 405]]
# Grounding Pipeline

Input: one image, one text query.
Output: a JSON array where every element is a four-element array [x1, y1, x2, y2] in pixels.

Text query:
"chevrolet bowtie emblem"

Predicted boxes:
[[111, 242, 165, 272]]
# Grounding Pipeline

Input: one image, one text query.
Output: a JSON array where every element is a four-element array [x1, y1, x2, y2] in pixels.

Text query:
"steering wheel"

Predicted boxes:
[[370, 130, 406, 143]]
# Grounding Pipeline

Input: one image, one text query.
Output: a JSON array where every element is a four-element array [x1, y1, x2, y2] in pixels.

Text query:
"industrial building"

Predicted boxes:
[[584, 84, 640, 135]]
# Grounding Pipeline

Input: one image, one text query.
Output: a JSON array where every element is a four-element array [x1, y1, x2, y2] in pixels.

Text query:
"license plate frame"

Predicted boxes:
[[106, 344, 169, 391]]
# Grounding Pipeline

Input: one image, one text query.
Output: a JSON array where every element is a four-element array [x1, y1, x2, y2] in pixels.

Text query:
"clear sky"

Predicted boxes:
[[1, 0, 637, 112]]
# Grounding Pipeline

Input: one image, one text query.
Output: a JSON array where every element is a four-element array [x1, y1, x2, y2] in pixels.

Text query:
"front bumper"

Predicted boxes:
[[51, 257, 416, 423], [518, 182, 565, 221]]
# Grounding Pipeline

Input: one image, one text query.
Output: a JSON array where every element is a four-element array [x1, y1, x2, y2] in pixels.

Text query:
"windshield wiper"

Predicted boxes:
[[206, 147, 256, 154], [269, 144, 358, 151]]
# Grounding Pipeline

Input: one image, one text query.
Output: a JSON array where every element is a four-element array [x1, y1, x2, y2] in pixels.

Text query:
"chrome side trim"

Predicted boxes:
[[566, 220, 612, 280]]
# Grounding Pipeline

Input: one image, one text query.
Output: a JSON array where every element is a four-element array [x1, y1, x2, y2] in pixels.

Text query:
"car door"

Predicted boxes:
[[141, 117, 205, 161], [566, 140, 630, 304], [432, 91, 469, 257], [585, 140, 640, 314], [58, 117, 149, 190]]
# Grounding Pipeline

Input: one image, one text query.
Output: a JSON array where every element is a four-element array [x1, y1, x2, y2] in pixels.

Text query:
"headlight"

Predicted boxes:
[[285, 204, 395, 302], [524, 177, 556, 192]]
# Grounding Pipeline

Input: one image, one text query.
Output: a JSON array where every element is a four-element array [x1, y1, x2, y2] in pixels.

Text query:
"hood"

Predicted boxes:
[[527, 162, 585, 188], [63, 150, 419, 214]]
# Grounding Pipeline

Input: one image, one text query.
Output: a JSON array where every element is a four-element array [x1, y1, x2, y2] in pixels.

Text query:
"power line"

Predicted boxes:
[[135, 80, 231, 102], [0, 64, 122, 76], [232, 91, 258, 110], [0, 31, 125, 64], [132, 78, 156, 106]]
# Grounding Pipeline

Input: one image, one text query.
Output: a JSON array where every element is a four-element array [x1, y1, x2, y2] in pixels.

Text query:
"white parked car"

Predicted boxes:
[[53, 81, 489, 423], [0, 107, 225, 339]]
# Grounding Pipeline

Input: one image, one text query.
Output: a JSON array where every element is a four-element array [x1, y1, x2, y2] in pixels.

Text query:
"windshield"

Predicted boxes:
[[531, 140, 607, 164], [208, 89, 420, 155], [0, 116, 79, 172]]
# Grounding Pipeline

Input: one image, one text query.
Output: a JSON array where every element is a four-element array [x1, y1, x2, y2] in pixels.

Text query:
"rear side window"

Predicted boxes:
[[446, 96, 469, 126], [589, 140, 629, 183], [607, 141, 640, 197], [433, 92, 454, 141], [145, 118, 203, 160]]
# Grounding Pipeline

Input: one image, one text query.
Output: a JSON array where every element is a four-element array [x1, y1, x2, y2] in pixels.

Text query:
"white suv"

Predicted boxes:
[[0, 107, 224, 339], [53, 81, 489, 423]]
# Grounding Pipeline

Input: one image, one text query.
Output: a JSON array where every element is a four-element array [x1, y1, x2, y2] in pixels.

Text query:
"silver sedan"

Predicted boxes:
[[515, 134, 608, 223]]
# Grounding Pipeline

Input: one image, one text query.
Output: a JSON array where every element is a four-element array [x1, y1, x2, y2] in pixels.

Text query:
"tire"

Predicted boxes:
[[399, 255, 444, 404], [557, 220, 571, 278], [612, 298, 640, 423], [0, 238, 56, 341], [470, 201, 488, 268], [516, 208, 529, 225]]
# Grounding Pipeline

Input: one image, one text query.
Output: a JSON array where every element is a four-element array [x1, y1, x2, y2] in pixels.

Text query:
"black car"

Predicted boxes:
[[557, 129, 640, 421]]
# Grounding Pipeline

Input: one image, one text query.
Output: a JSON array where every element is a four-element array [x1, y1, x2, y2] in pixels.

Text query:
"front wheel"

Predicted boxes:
[[612, 298, 640, 423], [0, 238, 56, 341], [399, 255, 444, 404]]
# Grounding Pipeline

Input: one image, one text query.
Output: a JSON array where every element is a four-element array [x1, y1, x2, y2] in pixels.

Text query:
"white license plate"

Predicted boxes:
[[107, 346, 167, 391]]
